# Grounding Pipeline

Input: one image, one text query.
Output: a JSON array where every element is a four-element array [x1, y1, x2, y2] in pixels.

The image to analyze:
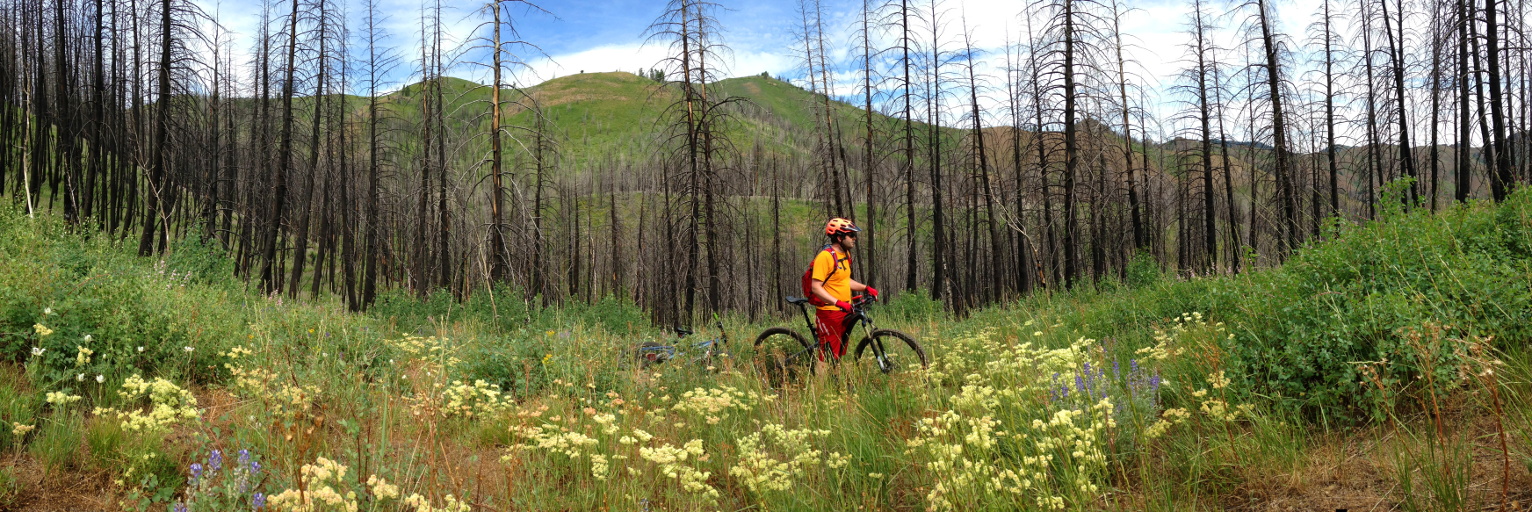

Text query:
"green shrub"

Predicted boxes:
[[553, 294, 649, 334], [1222, 192, 1532, 418], [458, 336, 550, 399], [879, 288, 943, 323], [0, 207, 243, 389], [952, 190, 1532, 423], [1124, 250, 1162, 289]]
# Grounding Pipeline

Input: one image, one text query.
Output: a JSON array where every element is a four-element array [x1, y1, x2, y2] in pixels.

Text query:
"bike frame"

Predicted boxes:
[[637, 321, 730, 366], [791, 295, 876, 359]]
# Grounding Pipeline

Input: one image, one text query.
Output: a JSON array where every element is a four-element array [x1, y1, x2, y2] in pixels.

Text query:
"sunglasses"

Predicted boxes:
[[844, 232, 858, 239]]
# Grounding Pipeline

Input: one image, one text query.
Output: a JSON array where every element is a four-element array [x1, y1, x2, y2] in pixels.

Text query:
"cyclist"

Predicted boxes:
[[808, 218, 878, 360]]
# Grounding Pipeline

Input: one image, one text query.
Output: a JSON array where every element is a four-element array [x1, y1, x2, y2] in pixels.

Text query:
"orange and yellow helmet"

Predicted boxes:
[[824, 218, 861, 237]]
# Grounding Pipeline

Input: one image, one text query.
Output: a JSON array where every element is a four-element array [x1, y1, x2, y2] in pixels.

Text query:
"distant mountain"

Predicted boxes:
[[350, 70, 1454, 216]]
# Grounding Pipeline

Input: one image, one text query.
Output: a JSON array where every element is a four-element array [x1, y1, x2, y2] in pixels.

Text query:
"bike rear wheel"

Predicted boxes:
[[753, 327, 814, 385], [853, 329, 928, 374]]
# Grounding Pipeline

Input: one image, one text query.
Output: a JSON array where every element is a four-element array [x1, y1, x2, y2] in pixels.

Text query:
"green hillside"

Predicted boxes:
[[365, 71, 952, 172]]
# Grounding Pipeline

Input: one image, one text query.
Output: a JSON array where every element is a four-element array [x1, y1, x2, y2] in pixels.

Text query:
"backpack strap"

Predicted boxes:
[[821, 244, 848, 280]]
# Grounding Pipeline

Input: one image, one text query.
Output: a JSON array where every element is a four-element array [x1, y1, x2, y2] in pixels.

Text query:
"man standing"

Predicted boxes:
[[808, 218, 878, 360]]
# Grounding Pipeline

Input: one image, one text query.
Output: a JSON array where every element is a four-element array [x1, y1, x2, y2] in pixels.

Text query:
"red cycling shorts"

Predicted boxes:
[[815, 309, 849, 360]]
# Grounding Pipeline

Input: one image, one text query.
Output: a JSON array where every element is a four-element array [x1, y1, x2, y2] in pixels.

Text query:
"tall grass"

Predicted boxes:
[[0, 191, 1527, 510]]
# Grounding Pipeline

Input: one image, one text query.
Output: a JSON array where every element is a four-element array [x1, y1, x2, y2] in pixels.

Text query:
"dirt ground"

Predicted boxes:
[[0, 455, 114, 512]]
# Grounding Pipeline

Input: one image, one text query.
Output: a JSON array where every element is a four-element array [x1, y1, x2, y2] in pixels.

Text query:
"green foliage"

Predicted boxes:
[[878, 289, 943, 323], [0, 207, 242, 390], [1124, 250, 1162, 289], [374, 285, 649, 336], [161, 230, 237, 287], [1224, 191, 1531, 418], [964, 190, 1532, 422], [1, 186, 1530, 509], [457, 335, 550, 400]]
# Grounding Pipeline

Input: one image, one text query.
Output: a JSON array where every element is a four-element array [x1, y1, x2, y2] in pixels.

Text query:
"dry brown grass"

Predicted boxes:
[[1223, 406, 1532, 511], [0, 455, 114, 512]]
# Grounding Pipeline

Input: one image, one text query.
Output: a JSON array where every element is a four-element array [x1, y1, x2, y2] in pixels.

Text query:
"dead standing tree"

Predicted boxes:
[[1033, 0, 1110, 287], [1238, 0, 1300, 257], [645, 0, 739, 322], [470, 0, 547, 286], [852, 0, 884, 291], [139, 0, 209, 257], [1175, 0, 1219, 273], [357, 0, 399, 309], [877, 0, 925, 293], [795, 0, 847, 217]]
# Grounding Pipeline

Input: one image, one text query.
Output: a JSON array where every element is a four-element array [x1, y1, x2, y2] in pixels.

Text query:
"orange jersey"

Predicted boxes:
[[811, 248, 852, 311]]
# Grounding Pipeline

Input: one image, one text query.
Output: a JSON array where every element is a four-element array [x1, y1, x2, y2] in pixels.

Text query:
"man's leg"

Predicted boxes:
[[814, 309, 848, 361]]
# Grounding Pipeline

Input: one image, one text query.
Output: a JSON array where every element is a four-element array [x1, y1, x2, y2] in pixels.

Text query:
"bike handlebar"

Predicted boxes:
[[782, 293, 877, 309]]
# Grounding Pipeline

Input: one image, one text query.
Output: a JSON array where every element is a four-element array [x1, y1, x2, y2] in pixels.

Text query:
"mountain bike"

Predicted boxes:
[[753, 294, 927, 385], [634, 321, 730, 370]]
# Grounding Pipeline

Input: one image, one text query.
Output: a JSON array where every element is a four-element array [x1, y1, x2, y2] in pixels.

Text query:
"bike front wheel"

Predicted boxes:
[[753, 327, 814, 385], [853, 329, 928, 374]]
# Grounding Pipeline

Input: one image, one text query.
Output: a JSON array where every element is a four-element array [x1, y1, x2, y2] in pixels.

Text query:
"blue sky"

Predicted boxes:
[[197, 0, 1329, 131]]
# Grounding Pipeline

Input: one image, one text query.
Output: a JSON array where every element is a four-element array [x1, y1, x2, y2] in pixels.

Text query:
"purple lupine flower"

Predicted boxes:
[[252, 492, 266, 510], [208, 450, 223, 472], [238, 449, 250, 467], [174, 502, 188, 512], [1096, 364, 1109, 399], [1082, 362, 1098, 398], [1049, 373, 1062, 402], [250, 459, 261, 475], [190, 463, 203, 480]]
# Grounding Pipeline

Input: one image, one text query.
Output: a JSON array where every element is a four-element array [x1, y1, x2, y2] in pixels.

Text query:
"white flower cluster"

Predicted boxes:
[[44, 391, 82, 406], [669, 386, 763, 425], [268, 457, 466, 512], [389, 335, 464, 370], [507, 406, 721, 504], [729, 423, 846, 493], [441, 379, 508, 419], [639, 439, 717, 498], [268, 457, 359, 512], [95, 374, 199, 433], [906, 330, 1118, 511]]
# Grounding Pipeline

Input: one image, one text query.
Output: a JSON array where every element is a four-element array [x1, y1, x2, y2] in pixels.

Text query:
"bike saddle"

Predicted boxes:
[[785, 296, 810, 305], [673, 327, 694, 336]]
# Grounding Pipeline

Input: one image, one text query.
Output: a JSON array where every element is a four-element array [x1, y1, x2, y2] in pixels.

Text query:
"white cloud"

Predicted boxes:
[[521, 43, 668, 83], [185, 0, 1347, 128]]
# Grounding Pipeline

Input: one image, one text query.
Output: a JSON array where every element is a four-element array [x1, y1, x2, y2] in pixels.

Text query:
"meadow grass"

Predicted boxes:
[[0, 192, 1529, 510]]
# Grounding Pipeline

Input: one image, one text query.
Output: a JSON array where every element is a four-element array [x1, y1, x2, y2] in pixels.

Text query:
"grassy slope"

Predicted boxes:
[[0, 194, 1529, 510]]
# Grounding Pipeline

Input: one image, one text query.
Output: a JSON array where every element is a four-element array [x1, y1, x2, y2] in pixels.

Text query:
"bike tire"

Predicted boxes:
[[853, 329, 928, 373], [753, 327, 814, 385]]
